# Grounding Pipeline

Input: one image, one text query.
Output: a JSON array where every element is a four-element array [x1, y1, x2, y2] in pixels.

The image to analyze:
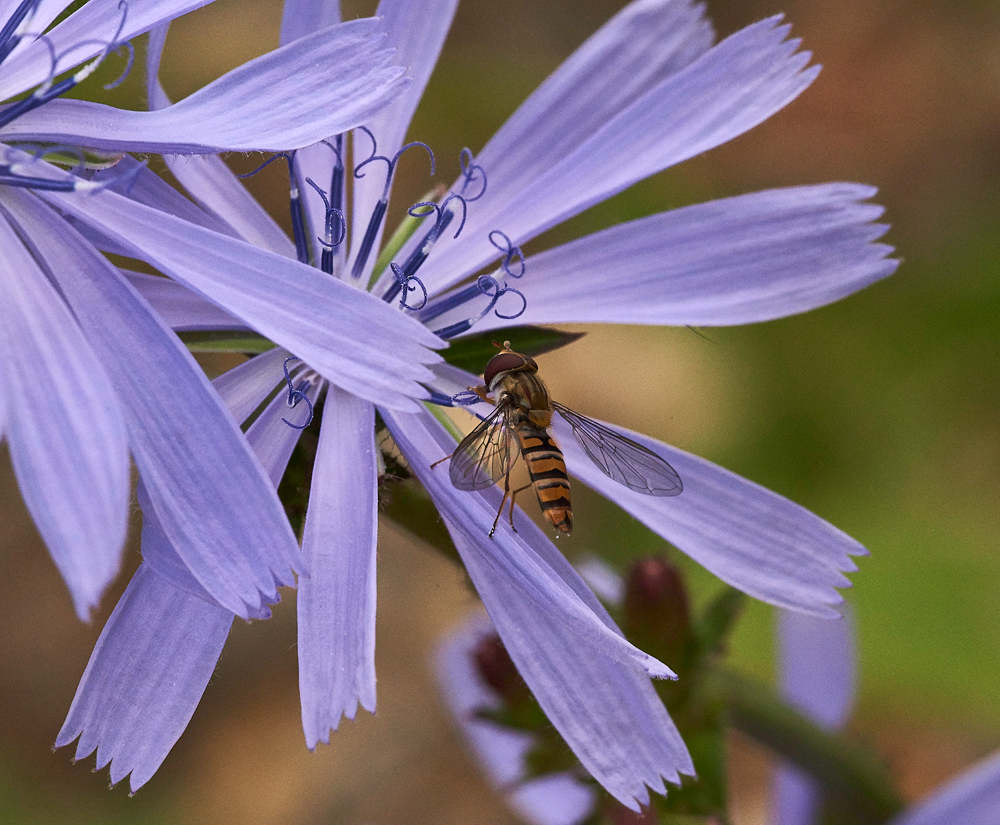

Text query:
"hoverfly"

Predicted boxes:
[[441, 341, 683, 537]]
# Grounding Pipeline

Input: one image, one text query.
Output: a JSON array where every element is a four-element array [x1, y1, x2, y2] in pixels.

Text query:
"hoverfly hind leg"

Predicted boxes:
[[489, 488, 508, 538], [430, 452, 453, 469], [507, 482, 531, 531]]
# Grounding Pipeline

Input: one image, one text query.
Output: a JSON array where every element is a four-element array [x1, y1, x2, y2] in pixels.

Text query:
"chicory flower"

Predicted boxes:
[[58, 0, 897, 808]]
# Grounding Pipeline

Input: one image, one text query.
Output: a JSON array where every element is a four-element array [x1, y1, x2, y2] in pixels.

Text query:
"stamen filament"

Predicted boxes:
[[0, 0, 39, 67]]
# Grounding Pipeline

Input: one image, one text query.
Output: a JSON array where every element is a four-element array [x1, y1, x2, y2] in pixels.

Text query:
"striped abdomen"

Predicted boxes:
[[516, 423, 572, 535]]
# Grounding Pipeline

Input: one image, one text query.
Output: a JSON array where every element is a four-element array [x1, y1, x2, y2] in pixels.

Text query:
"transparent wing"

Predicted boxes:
[[450, 404, 518, 491], [552, 402, 682, 497]]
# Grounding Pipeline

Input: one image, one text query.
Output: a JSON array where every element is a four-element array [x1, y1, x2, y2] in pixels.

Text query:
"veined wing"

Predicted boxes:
[[552, 402, 682, 497], [450, 404, 518, 491]]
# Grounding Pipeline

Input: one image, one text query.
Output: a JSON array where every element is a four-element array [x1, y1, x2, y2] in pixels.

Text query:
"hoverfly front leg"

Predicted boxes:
[[470, 385, 494, 404], [432, 386, 495, 470]]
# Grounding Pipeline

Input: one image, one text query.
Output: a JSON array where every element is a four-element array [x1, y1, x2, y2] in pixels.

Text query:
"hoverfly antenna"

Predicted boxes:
[[491, 339, 501, 349]]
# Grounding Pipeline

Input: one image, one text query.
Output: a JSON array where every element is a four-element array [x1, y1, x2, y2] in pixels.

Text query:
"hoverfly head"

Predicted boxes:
[[483, 341, 537, 390]]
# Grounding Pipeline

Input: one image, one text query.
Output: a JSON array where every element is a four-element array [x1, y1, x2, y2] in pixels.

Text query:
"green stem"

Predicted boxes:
[[714, 668, 905, 824]]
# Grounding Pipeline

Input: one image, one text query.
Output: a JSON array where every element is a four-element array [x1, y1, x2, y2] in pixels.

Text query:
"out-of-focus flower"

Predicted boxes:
[[884, 752, 1000, 825], [772, 608, 857, 825], [57, 0, 897, 807], [0, 0, 428, 620], [437, 615, 599, 825], [772, 610, 1000, 825]]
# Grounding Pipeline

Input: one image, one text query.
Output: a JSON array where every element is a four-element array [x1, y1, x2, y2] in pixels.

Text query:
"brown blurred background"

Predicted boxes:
[[3, 0, 1000, 822]]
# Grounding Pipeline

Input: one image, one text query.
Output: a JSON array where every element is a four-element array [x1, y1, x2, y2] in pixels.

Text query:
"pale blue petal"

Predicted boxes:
[[408, 16, 820, 295], [97, 157, 237, 235], [211, 348, 290, 426], [443, 184, 897, 333], [375, 0, 713, 297], [889, 751, 1000, 825], [135, 481, 272, 621], [551, 414, 861, 616], [34, 181, 444, 410], [0, 208, 129, 619], [444, 524, 693, 810], [382, 407, 676, 679], [55, 563, 233, 793], [0, 0, 212, 99], [468, 0, 713, 220], [382, 408, 694, 808], [774, 765, 822, 825], [122, 270, 247, 330], [143, 26, 300, 257], [3, 188, 300, 618], [244, 367, 323, 487], [3, 19, 411, 153], [347, 0, 458, 283], [437, 616, 598, 825], [169, 154, 297, 256], [778, 607, 855, 729], [772, 607, 856, 825], [298, 388, 378, 747]]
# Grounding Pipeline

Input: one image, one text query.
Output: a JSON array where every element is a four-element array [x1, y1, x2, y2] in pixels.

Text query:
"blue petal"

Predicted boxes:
[[375, 0, 713, 297], [211, 348, 290, 426], [33, 178, 445, 411], [382, 408, 693, 809], [773, 764, 822, 825], [0, 209, 129, 619], [383, 406, 676, 679], [442, 184, 897, 333], [3, 188, 301, 618], [347, 0, 459, 283], [135, 481, 271, 620], [279, 0, 341, 45], [143, 26, 313, 258], [100, 157, 239, 235], [55, 563, 233, 793], [772, 607, 856, 825], [243, 367, 323, 487], [405, 16, 821, 296], [168, 154, 299, 257], [4, 19, 410, 152], [437, 616, 598, 825], [550, 413, 862, 616], [298, 388, 379, 747], [778, 607, 856, 729], [0, 0, 213, 99], [461, 0, 712, 226], [889, 751, 1000, 825], [123, 270, 247, 331]]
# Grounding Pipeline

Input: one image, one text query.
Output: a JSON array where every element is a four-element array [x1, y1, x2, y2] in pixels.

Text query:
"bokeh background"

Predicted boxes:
[[1, 0, 999, 822]]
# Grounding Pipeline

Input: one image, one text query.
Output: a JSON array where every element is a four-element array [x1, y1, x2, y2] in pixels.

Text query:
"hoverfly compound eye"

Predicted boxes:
[[483, 352, 529, 388]]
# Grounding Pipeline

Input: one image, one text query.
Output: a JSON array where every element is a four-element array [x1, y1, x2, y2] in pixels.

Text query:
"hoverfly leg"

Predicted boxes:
[[489, 469, 518, 538], [507, 482, 532, 531], [430, 452, 453, 469], [489, 486, 508, 538], [470, 385, 494, 404]]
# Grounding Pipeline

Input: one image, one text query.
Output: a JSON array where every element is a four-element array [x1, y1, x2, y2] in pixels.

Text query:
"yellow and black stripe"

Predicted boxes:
[[516, 424, 573, 535]]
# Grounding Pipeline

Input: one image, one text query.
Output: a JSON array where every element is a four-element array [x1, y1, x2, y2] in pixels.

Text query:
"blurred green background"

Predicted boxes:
[[1, 0, 998, 822]]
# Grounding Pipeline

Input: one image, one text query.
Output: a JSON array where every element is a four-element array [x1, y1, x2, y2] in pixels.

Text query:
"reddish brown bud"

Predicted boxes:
[[623, 557, 692, 664], [473, 633, 531, 706]]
